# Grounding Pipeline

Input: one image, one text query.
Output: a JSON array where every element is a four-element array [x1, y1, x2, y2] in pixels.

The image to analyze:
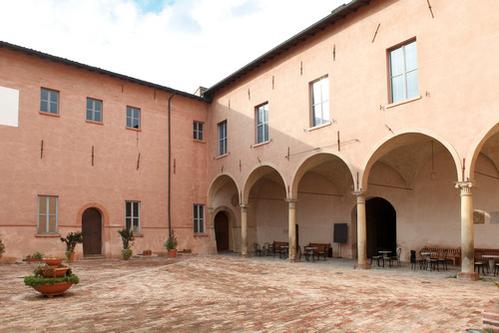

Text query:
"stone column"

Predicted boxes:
[[287, 199, 297, 262], [456, 182, 478, 280], [207, 207, 217, 254], [354, 192, 369, 269], [240, 203, 248, 257]]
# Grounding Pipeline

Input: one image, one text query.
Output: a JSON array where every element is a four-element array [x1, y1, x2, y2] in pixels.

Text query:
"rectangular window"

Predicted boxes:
[[40, 88, 59, 115], [125, 201, 140, 233], [255, 103, 269, 144], [193, 204, 204, 234], [217, 120, 227, 155], [193, 121, 204, 140], [86, 97, 103, 123], [37, 195, 58, 234], [126, 106, 141, 129], [310, 76, 330, 127], [389, 40, 419, 103]]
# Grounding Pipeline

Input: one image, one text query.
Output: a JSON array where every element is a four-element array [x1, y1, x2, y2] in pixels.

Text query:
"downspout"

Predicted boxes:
[[168, 93, 175, 238]]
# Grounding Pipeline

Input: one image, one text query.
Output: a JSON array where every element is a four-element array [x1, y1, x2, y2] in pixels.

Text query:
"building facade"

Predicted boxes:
[[0, 0, 498, 278]]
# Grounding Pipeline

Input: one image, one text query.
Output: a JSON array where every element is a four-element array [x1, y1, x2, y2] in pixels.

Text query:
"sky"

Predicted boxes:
[[0, 0, 346, 93]]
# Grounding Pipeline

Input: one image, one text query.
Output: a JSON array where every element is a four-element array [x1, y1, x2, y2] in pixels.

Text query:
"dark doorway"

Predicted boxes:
[[366, 197, 396, 258], [214, 211, 229, 252], [82, 208, 102, 256]]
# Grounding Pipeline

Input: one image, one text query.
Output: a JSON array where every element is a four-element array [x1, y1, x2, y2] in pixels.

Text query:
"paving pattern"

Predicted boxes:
[[0, 255, 497, 332]]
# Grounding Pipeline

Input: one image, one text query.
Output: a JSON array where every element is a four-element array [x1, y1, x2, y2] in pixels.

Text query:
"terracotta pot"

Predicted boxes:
[[43, 258, 64, 266], [41, 267, 69, 278], [167, 249, 177, 258], [483, 300, 499, 333], [32, 282, 73, 297]]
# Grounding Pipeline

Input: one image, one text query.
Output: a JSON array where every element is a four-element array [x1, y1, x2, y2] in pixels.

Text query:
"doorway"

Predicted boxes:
[[82, 208, 102, 256], [366, 197, 396, 258], [214, 211, 229, 252]]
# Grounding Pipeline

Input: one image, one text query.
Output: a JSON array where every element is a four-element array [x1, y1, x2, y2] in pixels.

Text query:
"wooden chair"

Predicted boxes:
[[389, 247, 402, 267], [253, 243, 263, 257]]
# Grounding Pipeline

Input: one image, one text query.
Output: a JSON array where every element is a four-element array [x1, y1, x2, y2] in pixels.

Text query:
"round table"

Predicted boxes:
[[482, 255, 499, 274]]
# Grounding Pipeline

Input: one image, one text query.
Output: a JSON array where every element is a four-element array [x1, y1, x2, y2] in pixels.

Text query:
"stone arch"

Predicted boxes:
[[207, 173, 241, 208], [360, 130, 462, 190], [290, 151, 356, 200], [466, 122, 499, 181], [242, 164, 288, 204], [211, 205, 238, 252]]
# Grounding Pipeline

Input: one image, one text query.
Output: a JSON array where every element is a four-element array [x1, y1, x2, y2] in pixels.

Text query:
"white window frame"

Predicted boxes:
[[388, 39, 419, 103], [310, 76, 330, 127], [193, 121, 204, 140], [86, 97, 103, 123], [37, 195, 58, 234], [40, 88, 59, 115], [217, 120, 227, 155], [255, 103, 269, 144], [125, 201, 141, 233], [126, 106, 141, 129], [193, 204, 204, 234]]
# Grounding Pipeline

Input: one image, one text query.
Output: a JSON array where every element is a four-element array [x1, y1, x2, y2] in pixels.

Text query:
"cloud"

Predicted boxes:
[[0, 0, 346, 93]]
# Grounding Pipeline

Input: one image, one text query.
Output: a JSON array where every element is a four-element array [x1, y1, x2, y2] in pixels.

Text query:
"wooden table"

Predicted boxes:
[[304, 246, 317, 262], [482, 255, 499, 274]]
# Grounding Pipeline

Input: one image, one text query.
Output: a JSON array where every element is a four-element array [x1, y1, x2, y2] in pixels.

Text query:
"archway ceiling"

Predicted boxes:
[[374, 137, 448, 186], [250, 171, 286, 198], [304, 159, 353, 193], [479, 131, 499, 174]]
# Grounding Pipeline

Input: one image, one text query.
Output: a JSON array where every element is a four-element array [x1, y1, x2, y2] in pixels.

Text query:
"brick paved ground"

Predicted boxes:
[[1, 255, 497, 332]]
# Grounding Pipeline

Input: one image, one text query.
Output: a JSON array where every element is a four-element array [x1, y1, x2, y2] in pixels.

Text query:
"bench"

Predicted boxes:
[[421, 246, 461, 266], [306, 243, 331, 261]]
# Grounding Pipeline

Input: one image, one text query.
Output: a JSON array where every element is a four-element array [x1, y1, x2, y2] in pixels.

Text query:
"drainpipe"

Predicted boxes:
[[168, 93, 175, 238]]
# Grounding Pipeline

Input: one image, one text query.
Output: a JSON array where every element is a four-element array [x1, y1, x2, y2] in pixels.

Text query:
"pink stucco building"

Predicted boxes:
[[1, 0, 498, 279]]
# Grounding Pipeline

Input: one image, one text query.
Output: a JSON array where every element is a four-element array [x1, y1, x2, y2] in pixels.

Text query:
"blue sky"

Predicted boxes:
[[0, 0, 346, 92]]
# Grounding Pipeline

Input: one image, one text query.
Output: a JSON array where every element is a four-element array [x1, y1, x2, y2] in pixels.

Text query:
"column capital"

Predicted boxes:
[[207, 206, 215, 214], [240, 203, 248, 211], [455, 181, 473, 195], [286, 198, 297, 209], [353, 191, 366, 203]]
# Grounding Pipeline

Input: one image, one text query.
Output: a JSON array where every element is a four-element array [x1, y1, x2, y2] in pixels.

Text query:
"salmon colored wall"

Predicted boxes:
[[0, 48, 210, 259], [207, 0, 499, 257]]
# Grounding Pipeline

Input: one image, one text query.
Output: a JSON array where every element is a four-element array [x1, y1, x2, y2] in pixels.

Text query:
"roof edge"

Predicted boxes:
[[0, 41, 206, 103]]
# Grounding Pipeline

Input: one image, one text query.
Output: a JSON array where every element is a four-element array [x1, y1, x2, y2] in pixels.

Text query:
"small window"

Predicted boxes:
[[193, 204, 204, 234], [217, 120, 227, 155], [389, 40, 419, 103], [255, 103, 269, 144], [193, 121, 204, 140], [38, 195, 58, 234], [86, 98, 103, 123], [40, 88, 59, 115], [310, 76, 329, 127], [126, 106, 141, 129], [125, 201, 140, 233]]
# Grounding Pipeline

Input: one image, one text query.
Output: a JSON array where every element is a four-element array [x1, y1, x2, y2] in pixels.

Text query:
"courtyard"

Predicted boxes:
[[1, 255, 497, 332]]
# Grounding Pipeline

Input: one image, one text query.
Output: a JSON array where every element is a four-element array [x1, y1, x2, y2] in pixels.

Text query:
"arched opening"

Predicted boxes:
[[361, 132, 461, 261], [82, 207, 102, 256], [291, 153, 355, 258], [214, 211, 230, 252], [366, 197, 396, 258], [243, 165, 287, 248], [208, 174, 240, 252]]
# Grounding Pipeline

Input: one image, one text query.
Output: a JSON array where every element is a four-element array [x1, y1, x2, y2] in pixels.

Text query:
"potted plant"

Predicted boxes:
[[26, 251, 44, 263], [24, 266, 79, 297], [60, 232, 83, 262], [164, 231, 178, 258], [118, 228, 134, 260]]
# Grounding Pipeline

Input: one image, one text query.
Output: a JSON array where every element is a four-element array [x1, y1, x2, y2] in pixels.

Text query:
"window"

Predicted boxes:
[[86, 98, 102, 123], [40, 88, 59, 115], [126, 106, 141, 129], [217, 120, 227, 155], [255, 103, 269, 144], [125, 201, 140, 233], [38, 195, 58, 234], [310, 76, 330, 127], [193, 204, 204, 234], [389, 40, 419, 103], [193, 121, 204, 140]]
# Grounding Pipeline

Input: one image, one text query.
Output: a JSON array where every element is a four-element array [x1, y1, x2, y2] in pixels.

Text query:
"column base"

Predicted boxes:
[[355, 262, 371, 270], [240, 253, 249, 258], [457, 272, 479, 281]]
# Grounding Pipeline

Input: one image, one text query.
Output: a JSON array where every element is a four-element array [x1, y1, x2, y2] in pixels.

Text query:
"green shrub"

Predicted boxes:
[[60, 232, 83, 252], [32, 251, 43, 260], [118, 229, 134, 249], [24, 274, 79, 287], [164, 231, 177, 250], [121, 248, 133, 260]]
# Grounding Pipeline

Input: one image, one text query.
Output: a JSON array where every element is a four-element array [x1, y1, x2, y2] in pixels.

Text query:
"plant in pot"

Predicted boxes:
[[24, 264, 79, 297], [164, 231, 178, 258], [118, 228, 134, 260], [60, 231, 83, 262], [26, 251, 44, 263]]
